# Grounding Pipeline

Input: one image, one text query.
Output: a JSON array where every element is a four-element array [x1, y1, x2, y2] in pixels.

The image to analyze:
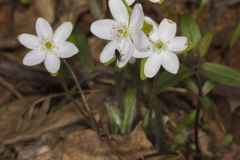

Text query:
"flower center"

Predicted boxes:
[[113, 24, 130, 39], [150, 40, 166, 53], [45, 41, 53, 50]]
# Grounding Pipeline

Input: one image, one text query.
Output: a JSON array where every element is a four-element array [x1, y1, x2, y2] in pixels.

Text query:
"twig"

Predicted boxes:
[[63, 59, 99, 133], [0, 76, 23, 99], [58, 74, 89, 122]]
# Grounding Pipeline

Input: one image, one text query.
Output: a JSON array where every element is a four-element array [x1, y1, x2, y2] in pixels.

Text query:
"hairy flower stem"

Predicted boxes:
[[116, 71, 124, 112], [63, 59, 99, 134], [132, 62, 142, 121], [148, 78, 166, 151], [59, 73, 89, 122], [194, 73, 203, 160]]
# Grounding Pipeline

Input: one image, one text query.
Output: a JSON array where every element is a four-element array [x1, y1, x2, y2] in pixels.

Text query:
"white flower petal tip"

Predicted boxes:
[[18, 34, 39, 50], [144, 53, 162, 78], [90, 19, 117, 40], [130, 3, 144, 29], [57, 42, 79, 58], [161, 51, 179, 74], [36, 17, 53, 39], [44, 54, 61, 73], [108, 0, 129, 24], [54, 22, 73, 42], [159, 18, 177, 41], [100, 41, 120, 63], [23, 50, 45, 66], [168, 37, 188, 53]]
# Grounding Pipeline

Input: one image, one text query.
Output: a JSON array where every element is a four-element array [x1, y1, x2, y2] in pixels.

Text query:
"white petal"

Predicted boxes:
[[161, 51, 179, 74], [57, 42, 78, 58], [23, 49, 45, 66], [36, 17, 53, 39], [168, 37, 188, 52], [145, 16, 159, 41], [53, 22, 73, 42], [133, 48, 152, 58], [117, 40, 134, 68], [90, 19, 117, 40], [100, 40, 120, 63], [44, 53, 60, 73], [149, 0, 160, 2], [109, 0, 129, 24], [130, 4, 144, 29], [158, 18, 176, 41], [126, 0, 135, 5], [18, 34, 40, 49], [144, 53, 162, 78], [131, 30, 150, 51]]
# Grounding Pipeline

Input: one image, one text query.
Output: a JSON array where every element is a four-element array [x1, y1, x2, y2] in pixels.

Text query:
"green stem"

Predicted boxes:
[[150, 78, 166, 151]]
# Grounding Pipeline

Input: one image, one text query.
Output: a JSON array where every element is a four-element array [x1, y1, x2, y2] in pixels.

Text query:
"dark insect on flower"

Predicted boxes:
[[115, 49, 122, 61]]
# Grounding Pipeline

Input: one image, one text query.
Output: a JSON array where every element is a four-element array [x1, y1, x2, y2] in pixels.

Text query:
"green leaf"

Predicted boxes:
[[140, 58, 147, 80], [230, 23, 240, 48], [142, 110, 155, 132], [19, 0, 31, 5], [69, 29, 95, 70], [202, 80, 216, 96], [180, 15, 201, 47], [201, 62, 240, 88], [195, 0, 208, 20], [121, 88, 137, 134], [106, 105, 122, 133], [198, 32, 213, 58], [185, 78, 198, 95], [157, 65, 194, 93]]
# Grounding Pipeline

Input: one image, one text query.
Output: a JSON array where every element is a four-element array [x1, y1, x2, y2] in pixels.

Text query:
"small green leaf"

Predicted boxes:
[[198, 32, 213, 58], [230, 23, 240, 48], [202, 80, 216, 96], [69, 29, 95, 70], [106, 104, 122, 133], [185, 78, 199, 95], [224, 133, 233, 146], [51, 72, 59, 77], [121, 88, 137, 134], [140, 58, 147, 80], [180, 15, 201, 47], [157, 65, 194, 93], [201, 62, 240, 88], [142, 22, 153, 34]]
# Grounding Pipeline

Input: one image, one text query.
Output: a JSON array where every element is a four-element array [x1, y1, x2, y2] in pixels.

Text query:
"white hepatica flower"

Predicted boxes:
[[90, 0, 148, 68], [140, 18, 188, 78], [126, 0, 162, 6], [18, 17, 78, 74]]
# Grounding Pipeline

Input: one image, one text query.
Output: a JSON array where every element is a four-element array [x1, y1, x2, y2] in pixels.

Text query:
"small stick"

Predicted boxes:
[[63, 59, 99, 133]]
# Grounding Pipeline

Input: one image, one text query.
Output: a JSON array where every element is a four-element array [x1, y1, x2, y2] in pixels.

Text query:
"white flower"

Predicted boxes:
[[138, 18, 188, 78], [126, 0, 162, 6], [90, 0, 148, 68], [18, 17, 78, 74]]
